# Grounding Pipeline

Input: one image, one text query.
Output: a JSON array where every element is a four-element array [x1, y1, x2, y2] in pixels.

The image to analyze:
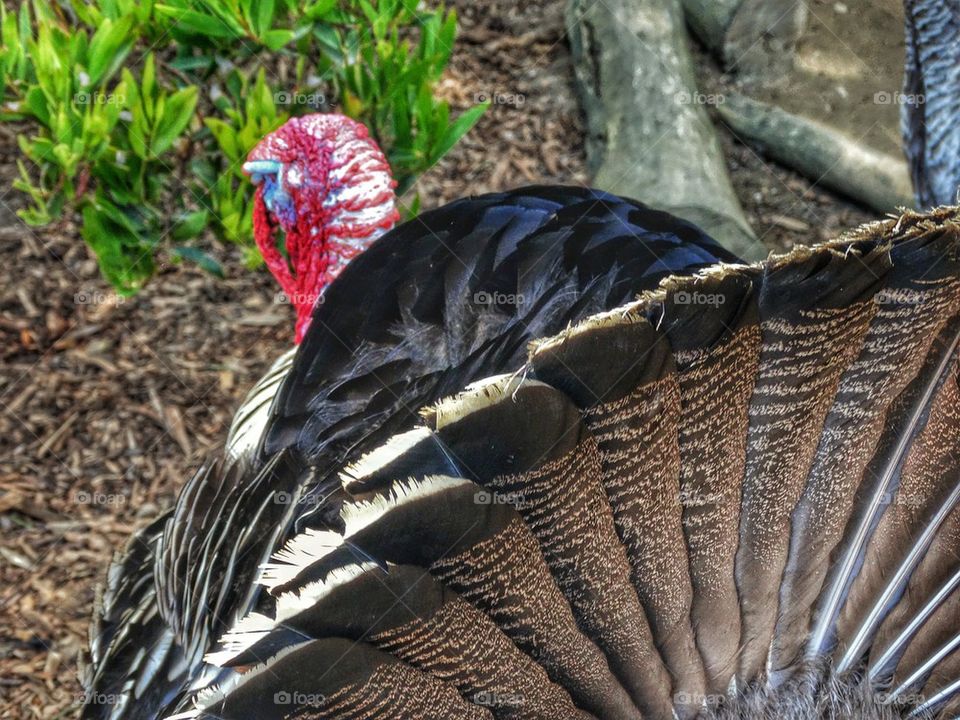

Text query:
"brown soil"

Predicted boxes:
[[748, 0, 906, 157], [0, 0, 906, 717]]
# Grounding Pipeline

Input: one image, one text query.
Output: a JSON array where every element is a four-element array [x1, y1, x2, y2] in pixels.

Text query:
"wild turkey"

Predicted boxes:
[[168, 206, 960, 720], [902, 0, 960, 207], [81, 115, 737, 720]]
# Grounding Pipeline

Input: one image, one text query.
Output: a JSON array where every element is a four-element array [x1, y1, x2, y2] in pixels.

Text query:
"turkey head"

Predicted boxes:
[[244, 114, 400, 342]]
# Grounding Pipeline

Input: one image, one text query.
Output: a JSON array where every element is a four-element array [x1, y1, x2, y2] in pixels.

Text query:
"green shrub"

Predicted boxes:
[[1, 0, 486, 293]]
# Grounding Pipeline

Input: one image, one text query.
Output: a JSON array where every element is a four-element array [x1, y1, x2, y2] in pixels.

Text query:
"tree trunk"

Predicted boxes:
[[680, 0, 741, 54], [680, 0, 808, 79], [567, 0, 766, 260], [716, 93, 915, 213]]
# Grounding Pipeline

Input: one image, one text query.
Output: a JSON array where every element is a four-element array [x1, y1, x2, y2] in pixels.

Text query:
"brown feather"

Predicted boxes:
[[662, 271, 760, 693], [532, 318, 708, 717], [428, 380, 674, 718], [844, 353, 960, 675], [736, 245, 885, 682]]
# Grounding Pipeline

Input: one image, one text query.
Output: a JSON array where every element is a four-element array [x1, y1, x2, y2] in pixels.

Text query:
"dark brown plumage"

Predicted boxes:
[[178, 208, 960, 720]]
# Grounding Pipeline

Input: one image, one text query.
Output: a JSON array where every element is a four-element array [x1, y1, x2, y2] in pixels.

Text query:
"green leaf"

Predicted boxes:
[[304, 0, 336, 20], [87, 16, 136, 86], [260, 28, 293, 50], [414, 83, 434, 128], [150, 85, 197, 156], [24, 86, 51, 126], [204, 0, 247, 36], [67, 0, 101, 27], [253, 0, 274, 37], [203, 117, 240, 160], [120, 68, 139, 108], [168, 55, 216, 72], [436, 9, 457, 69], [140, 53, 157, 119], [170, 245, 224, 276], [420, 11, 437, 61], [14, 160, 56, 225], [1, 8, 26, 81], [17, 2, 31, 49], [82, 197, 155, 294], [430, 102, 486, 162], [136, 0, 156, 25], [239, 0, 254, 27], [312, 24, 341, 60], [391, 90, 411, 147], [401, 191, 420, 220], [126, 92, 150, 160], [357, 0, 378, 31], [172, 209, 210, 240], [155, 5, 238, 37]]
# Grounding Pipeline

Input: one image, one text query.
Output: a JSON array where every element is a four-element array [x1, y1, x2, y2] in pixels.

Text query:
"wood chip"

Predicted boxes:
[[37, 412, 79, 459], [768, 213, 812, 232]]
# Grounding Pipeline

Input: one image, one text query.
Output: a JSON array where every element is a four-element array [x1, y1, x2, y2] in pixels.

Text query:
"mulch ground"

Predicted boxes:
[[0, 0, 892, 716]]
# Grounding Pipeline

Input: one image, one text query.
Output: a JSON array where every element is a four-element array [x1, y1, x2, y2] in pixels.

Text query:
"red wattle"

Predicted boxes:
[[253, 188, 295, 298]]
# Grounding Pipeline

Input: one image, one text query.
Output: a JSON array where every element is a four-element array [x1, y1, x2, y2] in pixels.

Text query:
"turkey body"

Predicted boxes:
[[902, 0, 960, 207], [190, 206, 960, 720], [82, 186, 737, 720]]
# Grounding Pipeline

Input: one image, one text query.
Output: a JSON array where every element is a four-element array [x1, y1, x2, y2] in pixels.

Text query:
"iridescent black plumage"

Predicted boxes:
[[81, 186, 736, 720], [265, 185, 736, 464]]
